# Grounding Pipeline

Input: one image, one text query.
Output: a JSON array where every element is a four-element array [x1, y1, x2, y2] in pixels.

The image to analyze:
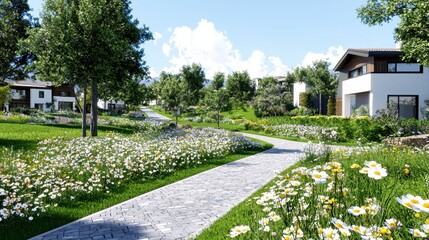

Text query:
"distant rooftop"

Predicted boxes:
[[4, 79, 53, 88], [347, 48, 402, 55], [334, 48, 403, 71]]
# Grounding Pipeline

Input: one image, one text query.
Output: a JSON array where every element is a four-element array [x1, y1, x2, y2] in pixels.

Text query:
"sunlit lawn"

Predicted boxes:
[[0, 123, 135, 151]]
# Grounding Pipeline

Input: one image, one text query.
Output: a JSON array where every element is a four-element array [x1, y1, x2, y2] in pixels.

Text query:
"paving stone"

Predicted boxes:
[[30, 110, 306, 240]]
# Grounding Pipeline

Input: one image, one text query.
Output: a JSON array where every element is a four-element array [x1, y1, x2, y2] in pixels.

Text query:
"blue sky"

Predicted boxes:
[[28, 0, 399, 79]]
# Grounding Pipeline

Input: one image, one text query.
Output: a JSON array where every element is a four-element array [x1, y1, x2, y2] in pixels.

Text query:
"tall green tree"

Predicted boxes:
[[254, 81, 285, 117], [225, 71, 255, 107], [0, 85, 11, 109], [357, 0, 429, 66], [296, 60, 338, 114], [202, 72, 230, 128], [26, 0, 152, 137], [211, 72, 225, 90], [180, 63, 206, 106], [158, 72, 185, 125], [0, 0, 34, 81]]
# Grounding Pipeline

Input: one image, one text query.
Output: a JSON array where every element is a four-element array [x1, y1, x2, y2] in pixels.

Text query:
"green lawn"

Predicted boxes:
[[221, 106, 259, 120], [149, 108, 359, 146], [0, 123, 135, 150]]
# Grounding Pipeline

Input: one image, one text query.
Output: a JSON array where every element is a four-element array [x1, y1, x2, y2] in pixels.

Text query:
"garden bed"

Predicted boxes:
[[196, 143, 429, 239]]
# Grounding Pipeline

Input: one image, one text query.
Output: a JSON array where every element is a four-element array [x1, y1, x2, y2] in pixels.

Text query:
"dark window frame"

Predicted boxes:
[[348, 65, 367, 79], [60, 91, 71, 97], [58, 101, 73, 111], [39, 91, 45, 98], [387, 62, 423, 73], [387, 95, 419, 119], [34, 103, 44, 110]]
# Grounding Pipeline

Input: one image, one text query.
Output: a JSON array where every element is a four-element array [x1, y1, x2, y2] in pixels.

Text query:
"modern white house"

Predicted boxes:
[[97, 99, 126, 112], [293, 82, 309, 107], [4, 80, 77, 112], [253, 76, 287, 90], [334, 48, 429, 119]]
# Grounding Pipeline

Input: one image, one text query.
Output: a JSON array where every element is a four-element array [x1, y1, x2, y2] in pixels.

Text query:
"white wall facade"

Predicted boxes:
[[54, 96, 76, 111], [293, 82, 308, 107], [342, 68, 429, 119], [97, 100, 125, 110], [30, 89, 52, 112]]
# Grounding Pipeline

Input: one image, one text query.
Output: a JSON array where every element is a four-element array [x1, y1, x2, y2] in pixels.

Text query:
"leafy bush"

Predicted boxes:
[[299, 92, 311, 108], [327, 97, 336, 116], [353, 105, 369, 116]]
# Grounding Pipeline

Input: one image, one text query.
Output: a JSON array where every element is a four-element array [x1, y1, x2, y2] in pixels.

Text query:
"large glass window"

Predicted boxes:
[[387, 63, 421, 73], [60, 91, 70, 97], [348, 65, 367, 78], [58, 102, 73, 111], [387, 95, 418, 119]]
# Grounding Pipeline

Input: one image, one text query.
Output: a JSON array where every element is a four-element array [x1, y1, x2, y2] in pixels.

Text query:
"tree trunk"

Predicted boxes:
[[217, 108, 220, 128], [90, 79, 98, 137], [175, 106, 179, 125], [81, 79, 87, 137], [319, 92, 322, 115]]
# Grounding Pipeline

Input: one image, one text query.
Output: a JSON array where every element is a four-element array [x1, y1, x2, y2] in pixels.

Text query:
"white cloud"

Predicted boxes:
[[302, 46, 346, 68], [162, 19, 289, 79], [269, 56, 290, 76], [148, 67, 158, 79], [162, 43, 171, 57], [152, 32, 162, 46]]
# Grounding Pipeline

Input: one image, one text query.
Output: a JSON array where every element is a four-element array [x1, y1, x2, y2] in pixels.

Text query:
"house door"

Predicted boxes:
[[387, 95, 418, 119]]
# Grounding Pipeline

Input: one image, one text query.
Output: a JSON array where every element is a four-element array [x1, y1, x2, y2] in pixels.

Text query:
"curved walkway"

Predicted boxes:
[[31, 112, 308, 240], [140, 107, 172, 122]]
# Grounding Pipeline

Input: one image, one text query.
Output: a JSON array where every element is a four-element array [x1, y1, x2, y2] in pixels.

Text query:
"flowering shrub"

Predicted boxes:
[[267, 124, 339, 142], [228, 144, 429, 239], [0, 128, 261, 223]]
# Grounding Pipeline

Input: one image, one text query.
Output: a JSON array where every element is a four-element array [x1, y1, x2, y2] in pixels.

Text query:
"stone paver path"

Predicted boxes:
[[140, 107, 171, 122], [30, 109, 308, 240]]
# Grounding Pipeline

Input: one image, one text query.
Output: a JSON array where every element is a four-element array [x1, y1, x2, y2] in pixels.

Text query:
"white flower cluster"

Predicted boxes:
[[232, 155, 429, 239], [0, 128, 260, 222], [269, 124, 339, 142]]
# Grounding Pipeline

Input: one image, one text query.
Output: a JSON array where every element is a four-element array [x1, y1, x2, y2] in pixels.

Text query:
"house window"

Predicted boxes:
[[60, 91, 70, 97], [387, 95, 418, 119], [348, 65, 367, 78], [15, 89, 26, 99], [58, 102, 73, 111], [39, 91, 45, 98], [34, 103, 44, 110], [108, 104, 116, 111], [387, 63, 421, 73]]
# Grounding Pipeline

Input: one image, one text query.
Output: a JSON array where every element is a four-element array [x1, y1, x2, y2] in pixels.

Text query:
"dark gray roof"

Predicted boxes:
[[334, 48, 403, 71], [5, 79, 53, 88]]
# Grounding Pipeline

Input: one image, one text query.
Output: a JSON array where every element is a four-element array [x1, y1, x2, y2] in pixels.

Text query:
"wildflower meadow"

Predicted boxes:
[[0, 127, 261, 224], [197, 144, 429, 240]]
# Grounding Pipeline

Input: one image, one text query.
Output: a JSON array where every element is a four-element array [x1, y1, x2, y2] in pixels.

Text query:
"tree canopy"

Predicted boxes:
[[26, 0, 152, 136], [158, 72, 185, 124], [357, 0, 429, 66], [291, 60, 338, 114], [180, 63, 206, 106], [0, 0, 34, 81], [225, 71, 255, 107]]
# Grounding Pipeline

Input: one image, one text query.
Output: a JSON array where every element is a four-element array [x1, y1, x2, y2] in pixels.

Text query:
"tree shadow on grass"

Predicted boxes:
[[0, 138, 39, 151], [42, 124, 136, 135]]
